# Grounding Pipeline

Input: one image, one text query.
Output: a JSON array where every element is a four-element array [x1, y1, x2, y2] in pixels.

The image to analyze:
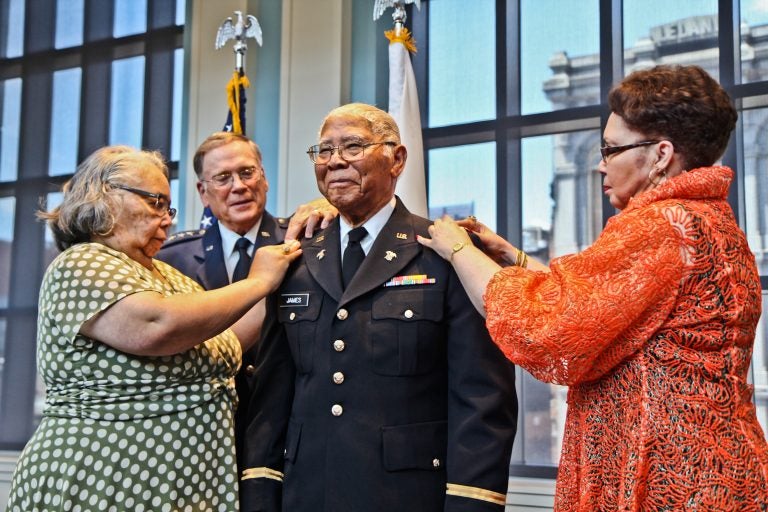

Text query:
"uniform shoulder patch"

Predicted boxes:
[[164, 229, 206, 246]]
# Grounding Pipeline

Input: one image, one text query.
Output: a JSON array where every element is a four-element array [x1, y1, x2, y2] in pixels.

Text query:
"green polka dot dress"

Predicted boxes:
[[7, 243, 243, 511]]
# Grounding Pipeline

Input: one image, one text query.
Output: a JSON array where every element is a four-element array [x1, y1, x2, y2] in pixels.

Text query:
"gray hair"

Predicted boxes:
[[38, 145, 168, 251], [192, 132, 262, 179], [319, 103, 401, 148]]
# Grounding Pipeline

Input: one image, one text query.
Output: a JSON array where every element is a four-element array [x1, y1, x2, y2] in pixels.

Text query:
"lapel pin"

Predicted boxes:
[[396, 232, 408, 240], [205, 245, 214, 252], [317, 249, 326, 260], [315, 235, 325, 243], [261, 231, 270, 238], [385, 251, 397, 261]]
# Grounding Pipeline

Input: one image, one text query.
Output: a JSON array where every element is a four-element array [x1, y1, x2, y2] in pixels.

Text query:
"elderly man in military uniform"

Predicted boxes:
[[156, 132, 335, 511], [240, 104, 518, 512]]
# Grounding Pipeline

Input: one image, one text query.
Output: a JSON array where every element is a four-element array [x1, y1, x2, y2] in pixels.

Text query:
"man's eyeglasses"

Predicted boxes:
[[113, 184, 177, 219], [600, 140, 662, 163], [200, 166, 263, 189], [307, 141, 397, 164]]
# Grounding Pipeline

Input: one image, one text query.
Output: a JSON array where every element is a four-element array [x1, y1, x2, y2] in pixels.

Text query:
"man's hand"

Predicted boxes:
[[285, 197, 339, 241]]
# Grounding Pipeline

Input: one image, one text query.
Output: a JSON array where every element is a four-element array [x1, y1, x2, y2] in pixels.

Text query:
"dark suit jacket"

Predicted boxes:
[[241, 198, 518, 512], [155, 212, 293, 511]]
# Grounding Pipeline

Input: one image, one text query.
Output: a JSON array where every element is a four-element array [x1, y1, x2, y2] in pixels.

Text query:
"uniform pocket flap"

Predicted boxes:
[[372, 289, 443, 322], [381, 420, 447, 471]]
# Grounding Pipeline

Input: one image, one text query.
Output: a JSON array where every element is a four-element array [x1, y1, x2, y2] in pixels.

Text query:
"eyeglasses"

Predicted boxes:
[[600, 140, 662, 163], [113, 184, 177, 219], [200, 166, 263, 188], [307, 141, 397, 164]]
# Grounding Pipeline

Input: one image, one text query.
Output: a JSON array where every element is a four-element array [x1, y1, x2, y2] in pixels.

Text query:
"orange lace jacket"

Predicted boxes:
[[485, 166, 768, 511]]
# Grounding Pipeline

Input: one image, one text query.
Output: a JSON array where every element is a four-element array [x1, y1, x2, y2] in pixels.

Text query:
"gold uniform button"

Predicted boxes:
[[333, 339, 346, 352], [404, 309, 414, 319], [289, 312, 296, 320], [331, 404, 343, 416], [244, 364, 256, 377], [336, 308, 349, 320], [332, 371, 345, 384], [432, 458, 441, 468]]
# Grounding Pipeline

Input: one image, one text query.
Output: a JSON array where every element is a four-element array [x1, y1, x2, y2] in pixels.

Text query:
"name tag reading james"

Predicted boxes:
[[280, 293, 310, 307]]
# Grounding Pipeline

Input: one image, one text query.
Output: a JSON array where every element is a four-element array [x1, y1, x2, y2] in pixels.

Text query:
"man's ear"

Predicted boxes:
[[196, 181, 209, 207], [391, 145, 407, 179]]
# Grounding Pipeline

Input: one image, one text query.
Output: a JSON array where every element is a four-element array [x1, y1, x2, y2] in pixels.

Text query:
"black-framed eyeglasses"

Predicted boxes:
[[199, 166, 263, 188], [600, 140, 662, 163], [307, 141, 397, 164], [113, 184, 177, 219]]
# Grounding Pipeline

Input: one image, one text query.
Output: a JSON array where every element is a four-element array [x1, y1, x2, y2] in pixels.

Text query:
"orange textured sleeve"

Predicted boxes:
[[484, 205, 684, 385]]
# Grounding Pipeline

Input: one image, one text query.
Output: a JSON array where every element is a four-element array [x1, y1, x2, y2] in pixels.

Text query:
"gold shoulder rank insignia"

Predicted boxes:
[[315, 235, 325, 243], [396, 232, 408, 240]]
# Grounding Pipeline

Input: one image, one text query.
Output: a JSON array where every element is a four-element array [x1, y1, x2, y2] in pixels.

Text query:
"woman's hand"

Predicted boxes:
[[249, 241, 302, 292], [457, 216, 518, 266], [417, 215, 473, 261]]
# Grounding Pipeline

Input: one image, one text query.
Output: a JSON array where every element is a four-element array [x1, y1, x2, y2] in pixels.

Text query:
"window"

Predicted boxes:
[[415, 0, 768, 475], [0, 0, 184, 449]]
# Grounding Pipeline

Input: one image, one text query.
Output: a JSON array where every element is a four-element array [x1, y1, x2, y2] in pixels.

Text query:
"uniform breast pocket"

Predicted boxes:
[[371, 288, 445, 376], [278, 292, 323, 374]]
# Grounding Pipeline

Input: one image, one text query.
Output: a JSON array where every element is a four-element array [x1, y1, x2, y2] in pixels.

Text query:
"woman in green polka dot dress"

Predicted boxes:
[[7, 146, 301, 511]]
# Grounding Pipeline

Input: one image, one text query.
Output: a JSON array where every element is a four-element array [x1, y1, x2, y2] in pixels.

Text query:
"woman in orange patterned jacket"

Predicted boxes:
[[418, 64, 768, 511]]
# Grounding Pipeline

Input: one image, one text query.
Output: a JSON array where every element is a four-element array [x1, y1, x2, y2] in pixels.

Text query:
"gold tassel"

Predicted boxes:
[[225, 71, 251, 134], [385, 27, 417, 53]]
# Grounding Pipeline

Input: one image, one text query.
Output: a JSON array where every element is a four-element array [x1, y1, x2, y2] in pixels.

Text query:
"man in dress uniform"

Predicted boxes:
[[240, 104, 518, 512], [156, 132, 335, 512]]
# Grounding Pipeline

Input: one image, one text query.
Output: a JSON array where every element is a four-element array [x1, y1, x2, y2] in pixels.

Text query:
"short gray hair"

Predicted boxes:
[[38, 145, 168, 251], [192, 132, 262, 179], [319, 103, 401, 146]]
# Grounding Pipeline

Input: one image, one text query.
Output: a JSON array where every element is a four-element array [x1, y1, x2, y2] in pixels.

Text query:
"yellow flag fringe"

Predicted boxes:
[[385, 27, 417, 53], [225, 70, 251, 135]]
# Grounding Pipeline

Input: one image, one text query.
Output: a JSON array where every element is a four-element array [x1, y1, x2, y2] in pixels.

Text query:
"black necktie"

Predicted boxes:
[[232, 237, 252, 282], [342, 227, 368, 288]]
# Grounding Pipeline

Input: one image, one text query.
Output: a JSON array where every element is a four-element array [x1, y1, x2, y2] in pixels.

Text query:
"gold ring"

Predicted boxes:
[[282, 245, 291, 254], [467, 215, 477, 223]]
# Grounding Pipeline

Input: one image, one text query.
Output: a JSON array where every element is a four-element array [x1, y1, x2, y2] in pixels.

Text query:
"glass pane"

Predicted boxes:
[[754, 293, 768, 436], [43, 192, 63, 272], [176, 0, 186, 26], [4, 0, 24, 58], [623, 0, 718, 78], [113, 0, 147, 38], [427, 142, 496, 232], [55, 0, 84, 49], [514, 130, 602, 466], [522, 131, 602, 261], [741, 0, 768, 84], [110, 56, 145, 147], [428, 0, 495, 127], [1, 78, 22, 182], [49, 68, 82, 176], [520, 0, 600, 115], [744, 107, 768, 276], [169, 179, 179, 235], [171, 48, 184, 162], [0, 197, 16, 308]]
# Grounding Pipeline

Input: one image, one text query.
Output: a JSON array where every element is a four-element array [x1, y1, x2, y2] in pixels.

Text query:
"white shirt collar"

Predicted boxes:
[[339, 197, 396, 257]]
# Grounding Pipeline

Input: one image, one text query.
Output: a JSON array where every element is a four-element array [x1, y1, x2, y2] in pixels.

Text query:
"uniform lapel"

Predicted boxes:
[[303, 219, 344, 303], [198, 223, 230, 289], [254, 211, 282, 248], [340, 199, 421, 305]]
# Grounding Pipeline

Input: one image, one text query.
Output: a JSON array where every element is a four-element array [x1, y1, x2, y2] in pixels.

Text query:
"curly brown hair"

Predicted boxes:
[[608, 65, 737, 171]]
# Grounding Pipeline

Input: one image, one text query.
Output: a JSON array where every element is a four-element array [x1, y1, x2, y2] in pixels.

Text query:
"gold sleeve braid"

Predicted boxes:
[[445, 483, 506, 505], [241, 467, 284, 482]]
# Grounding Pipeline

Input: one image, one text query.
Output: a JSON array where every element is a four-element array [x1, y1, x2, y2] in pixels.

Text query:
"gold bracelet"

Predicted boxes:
[[514, 248, 528, 268], [450, 242, 467, 261]]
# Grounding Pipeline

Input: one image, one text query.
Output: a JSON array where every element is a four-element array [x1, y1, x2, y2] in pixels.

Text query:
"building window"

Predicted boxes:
[[415, 0, 768, 475], [0, 0, 185, 449]]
